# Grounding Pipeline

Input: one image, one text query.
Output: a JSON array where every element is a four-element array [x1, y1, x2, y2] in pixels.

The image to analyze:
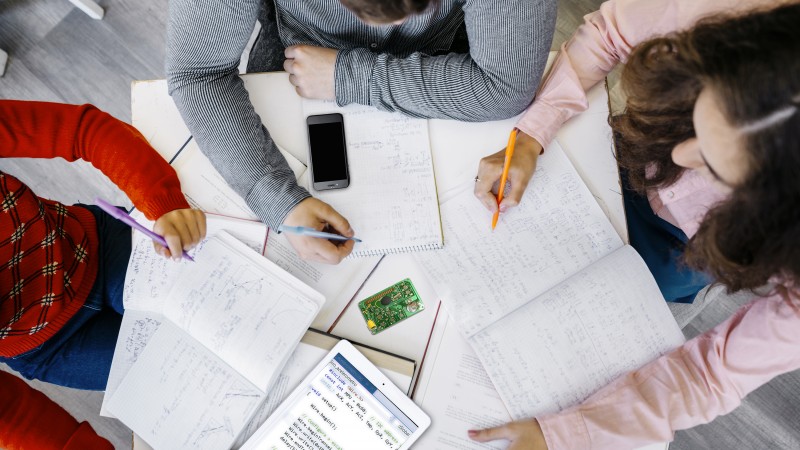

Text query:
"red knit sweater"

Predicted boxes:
[[0, 371, 113, 450], [0, 100, 189, 357]]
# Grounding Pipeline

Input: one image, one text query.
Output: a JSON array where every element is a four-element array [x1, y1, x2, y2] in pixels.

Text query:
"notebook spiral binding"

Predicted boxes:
[[349, 242, 444, 258]]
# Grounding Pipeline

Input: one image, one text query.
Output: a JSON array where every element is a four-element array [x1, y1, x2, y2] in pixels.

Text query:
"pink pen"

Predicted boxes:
[[95, 197, 195, 262]]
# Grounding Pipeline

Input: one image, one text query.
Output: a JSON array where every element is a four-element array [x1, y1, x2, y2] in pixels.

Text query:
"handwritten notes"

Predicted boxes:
[[302, 100, 443, 256], [415, 142, 622, 337], [107, 321, 264, 450], [122, 212, 268, 312], [414, 142, 685, 422], [472, 246, 685, 419], [264, 231, 382, 330], [101, 310, 163, 417], [105, 232, 324, 448], [412, 309, 511, 450], [163, 233, 322, 388]]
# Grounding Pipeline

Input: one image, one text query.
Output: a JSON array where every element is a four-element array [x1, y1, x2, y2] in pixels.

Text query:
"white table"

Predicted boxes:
[[131, 69, 625, 370], [129, 71, 666, 450]]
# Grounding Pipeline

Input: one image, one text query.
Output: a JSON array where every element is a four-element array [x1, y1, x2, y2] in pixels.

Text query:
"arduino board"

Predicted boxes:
[[358, 278, 424, 334]]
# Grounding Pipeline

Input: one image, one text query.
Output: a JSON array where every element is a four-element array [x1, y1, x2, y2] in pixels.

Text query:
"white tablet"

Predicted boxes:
[[241, 340, 431, 450]]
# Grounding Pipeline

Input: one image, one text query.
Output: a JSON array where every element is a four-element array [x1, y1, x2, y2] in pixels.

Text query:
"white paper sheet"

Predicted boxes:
[[302, 100, 443, 257], [162, 232, 323, 388], [264, 231, 381, 329], [107, 321, 265, 450], [413, 308, 511, 450], [415, 142, 622, 337], [472, 246, 685, 419], [122, 213, 268, 312], [108, 232, 324, 449], [100, 310, 163, 417]]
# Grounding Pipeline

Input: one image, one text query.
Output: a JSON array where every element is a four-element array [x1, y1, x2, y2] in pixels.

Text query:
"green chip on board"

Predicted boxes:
[[358, 278, 425, 335]]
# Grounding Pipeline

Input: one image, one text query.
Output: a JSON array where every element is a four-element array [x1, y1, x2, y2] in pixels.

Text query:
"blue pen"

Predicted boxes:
[[278, 225, 362, 243], [95, 198, 195, 262]]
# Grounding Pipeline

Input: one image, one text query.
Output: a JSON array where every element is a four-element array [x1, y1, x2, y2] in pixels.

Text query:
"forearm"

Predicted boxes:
[[0, 100, 189, 220], [516, 0, 762, 148], [539, 290, 800, 450], [335, 0, 557, 121], [73, 105, 190, 219], [166, 0, 310, 229]]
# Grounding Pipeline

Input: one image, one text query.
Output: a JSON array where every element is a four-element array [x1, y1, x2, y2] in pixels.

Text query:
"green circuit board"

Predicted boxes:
[[358, 278, 424, 334]]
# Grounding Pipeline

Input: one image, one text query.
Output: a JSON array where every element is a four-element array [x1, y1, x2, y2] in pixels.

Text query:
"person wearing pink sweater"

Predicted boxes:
[[469, 0, 800, 448]]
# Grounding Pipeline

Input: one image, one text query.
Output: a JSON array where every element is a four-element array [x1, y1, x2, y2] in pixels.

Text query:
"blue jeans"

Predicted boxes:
[[1, 205, 131, 390], [621, 171, 710, 303]]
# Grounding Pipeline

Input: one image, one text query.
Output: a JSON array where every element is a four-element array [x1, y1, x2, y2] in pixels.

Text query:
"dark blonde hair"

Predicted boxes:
[[614, 2, 800, 291]]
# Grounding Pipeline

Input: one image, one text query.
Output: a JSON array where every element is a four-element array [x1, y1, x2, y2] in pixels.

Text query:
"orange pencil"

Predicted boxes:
[[492, 128, 518, 230]]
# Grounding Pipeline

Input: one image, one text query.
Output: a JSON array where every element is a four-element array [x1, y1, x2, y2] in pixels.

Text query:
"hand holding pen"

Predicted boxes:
[[474, 130, 543, 227], [281, 198, 357, 265], [95, 198, 206, 261], [279, 226, 362, 242]]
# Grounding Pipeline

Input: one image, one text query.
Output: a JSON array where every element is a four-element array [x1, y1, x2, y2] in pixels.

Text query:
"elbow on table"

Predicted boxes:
[[460, 77, 538, 122], [165, 58, 237, 95], [457, 92, 533, 122], [483, 94, 533, 121], [165, 65, 200, 96]]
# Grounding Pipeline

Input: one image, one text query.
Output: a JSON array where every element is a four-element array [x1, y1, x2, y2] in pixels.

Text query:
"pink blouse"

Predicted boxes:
[[520, 0, 800, 448]]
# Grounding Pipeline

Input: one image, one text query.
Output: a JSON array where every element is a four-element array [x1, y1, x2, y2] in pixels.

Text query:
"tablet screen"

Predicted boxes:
[[254, 352, 419, 449]]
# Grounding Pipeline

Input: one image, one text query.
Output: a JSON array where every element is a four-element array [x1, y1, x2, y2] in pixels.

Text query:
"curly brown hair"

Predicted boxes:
[[613, 2, 800, 291]]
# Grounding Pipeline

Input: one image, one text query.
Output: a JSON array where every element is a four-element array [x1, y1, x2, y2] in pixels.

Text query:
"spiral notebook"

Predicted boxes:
[[301, 100, 444, 257]]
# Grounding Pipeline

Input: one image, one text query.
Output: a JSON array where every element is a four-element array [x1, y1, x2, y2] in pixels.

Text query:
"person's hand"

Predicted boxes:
[[469, 419, 548, 450], [284, 45, 337, 100], [474, 132, 543, 213], [152, 208, 207, 260], [282, 197, 355, 264]]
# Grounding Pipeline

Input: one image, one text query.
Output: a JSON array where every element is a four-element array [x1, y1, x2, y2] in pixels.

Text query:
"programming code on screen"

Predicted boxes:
[[255, 354, 417, 450]]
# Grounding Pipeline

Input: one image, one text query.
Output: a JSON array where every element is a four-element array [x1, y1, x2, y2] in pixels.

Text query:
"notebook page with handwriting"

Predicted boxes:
[[264, 231, 382, 330], [413, 308, 511, 450], [100, 310, 162, 417], [471, 245, 685, 420], [162, 232, 324, 389], [415, 141, 622, 337], [302, 100, 443, 256], [107, 320, 265, 450], [122, 213, 268, 312], [106, 232, 324, 448]]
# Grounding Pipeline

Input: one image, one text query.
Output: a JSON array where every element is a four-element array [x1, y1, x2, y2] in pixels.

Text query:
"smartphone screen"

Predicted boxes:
[[307, 114, 349, 190]]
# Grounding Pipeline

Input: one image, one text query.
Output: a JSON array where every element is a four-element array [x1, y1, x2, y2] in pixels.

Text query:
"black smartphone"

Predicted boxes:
[[307, 113, 350, 191]]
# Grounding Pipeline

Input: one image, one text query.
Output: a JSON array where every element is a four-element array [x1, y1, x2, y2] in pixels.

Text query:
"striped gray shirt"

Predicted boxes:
[[166, 0, 556, 230]]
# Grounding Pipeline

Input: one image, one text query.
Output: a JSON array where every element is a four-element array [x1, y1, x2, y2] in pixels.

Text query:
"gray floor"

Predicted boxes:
[[1, 0, 798, 449]]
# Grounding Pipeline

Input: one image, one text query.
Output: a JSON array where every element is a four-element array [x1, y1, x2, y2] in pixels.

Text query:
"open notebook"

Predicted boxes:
[[168, 140, 381, 330], [412, 306, 669, 450], [112, 307, 415, 450], [104, 230, 325, 450], [415, 141, 686, 420], [301, 100, 444, 257]]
